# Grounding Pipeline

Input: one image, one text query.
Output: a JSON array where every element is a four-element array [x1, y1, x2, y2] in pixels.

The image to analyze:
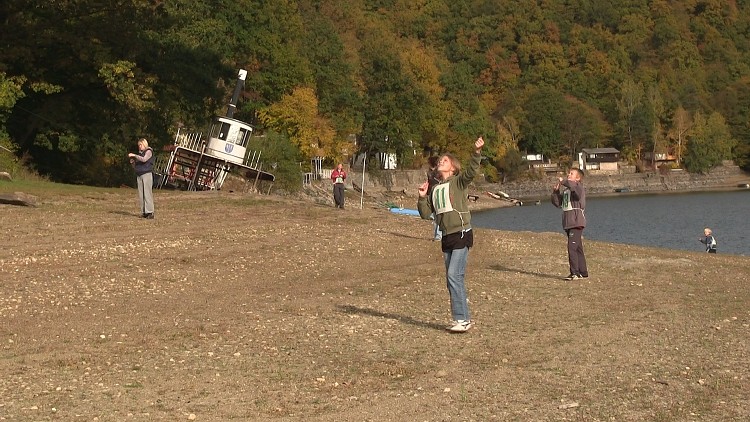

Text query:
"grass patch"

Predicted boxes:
[[0, 178, 124, 197]]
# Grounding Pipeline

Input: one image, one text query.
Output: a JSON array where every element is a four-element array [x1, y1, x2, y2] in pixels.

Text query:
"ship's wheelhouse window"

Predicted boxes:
[[210, 122, 232, 141], [210, 121, 250, 146], [219, 122, 232, 141], [226, 126, 251, 146], [236, 127, 250, 147]]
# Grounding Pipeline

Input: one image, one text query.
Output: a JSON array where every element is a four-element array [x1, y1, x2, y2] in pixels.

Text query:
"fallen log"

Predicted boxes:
[[0, 192, 38, 207]]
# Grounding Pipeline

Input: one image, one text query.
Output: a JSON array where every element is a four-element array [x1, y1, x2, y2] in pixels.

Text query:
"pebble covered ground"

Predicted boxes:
[[1, 188, 748, 421]]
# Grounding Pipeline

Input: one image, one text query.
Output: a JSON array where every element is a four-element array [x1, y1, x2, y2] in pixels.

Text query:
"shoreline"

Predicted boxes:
[[469, 184, 749, 257], [2, 183, 750, 420], [520, 183, 750, 201], [346, 164, 750, 213], [470, 183, 750, 212], [479, 170, 750, 203]]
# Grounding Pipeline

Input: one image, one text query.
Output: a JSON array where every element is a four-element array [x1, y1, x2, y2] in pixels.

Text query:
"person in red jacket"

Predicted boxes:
[[331, 163, 347, 209]]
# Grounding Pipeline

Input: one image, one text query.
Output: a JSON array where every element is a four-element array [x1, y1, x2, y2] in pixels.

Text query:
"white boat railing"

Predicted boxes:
[[175, 131, 204, 151]]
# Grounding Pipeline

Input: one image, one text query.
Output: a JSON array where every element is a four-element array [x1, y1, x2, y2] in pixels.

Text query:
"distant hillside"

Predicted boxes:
[[2, 1, 749, 187]]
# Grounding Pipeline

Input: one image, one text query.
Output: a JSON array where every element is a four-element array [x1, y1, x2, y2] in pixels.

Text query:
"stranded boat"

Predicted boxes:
[[153, 70, 275, 192]]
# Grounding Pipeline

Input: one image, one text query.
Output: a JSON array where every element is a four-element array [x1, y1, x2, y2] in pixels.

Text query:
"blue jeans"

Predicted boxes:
[[444, 246, 470, 321], [431, 214, 442, 240]]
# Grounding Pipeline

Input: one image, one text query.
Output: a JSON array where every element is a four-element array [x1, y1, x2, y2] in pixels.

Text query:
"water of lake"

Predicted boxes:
[[472, 190, 750, 256]]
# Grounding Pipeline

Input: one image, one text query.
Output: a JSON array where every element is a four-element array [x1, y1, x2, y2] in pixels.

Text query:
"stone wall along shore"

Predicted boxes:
[[343, 162, 749, 201]]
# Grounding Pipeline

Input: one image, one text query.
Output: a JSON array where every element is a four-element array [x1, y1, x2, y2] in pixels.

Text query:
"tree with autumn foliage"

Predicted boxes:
[[3, 0, 750, 189], [667, 106, 693, 165], [257, 87, 343, 162]]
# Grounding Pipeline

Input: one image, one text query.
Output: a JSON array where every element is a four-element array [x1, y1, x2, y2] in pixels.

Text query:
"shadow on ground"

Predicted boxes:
[[381, 230, 431, 241], [109, 210, 141, 218], [488, 264, 561, 281], [338, 305, 445, 331]]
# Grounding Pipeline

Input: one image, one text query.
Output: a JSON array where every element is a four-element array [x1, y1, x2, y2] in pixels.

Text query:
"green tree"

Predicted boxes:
[[711, 78, 750, 171], [399, 39, 451, 155], [565, 24, 626, 110], [516, 22, 569, 88], [358, 34, 417, 162], [561, 96, 611, 160], [299, 12, 363, 138], [616, 79, 643, 152], [683, 111, 735, 173], [495, 115, 522, 158], [2, 0, 223, 185], [519, 87, 565, 160], [646, 84, 667, 169], [495, 148, 524, 183], [615, 79, 654, 162], [3, 0, 750, 186], [225, 0, 314, 111], [491, 115, 524, 182], [0, 72, 26, 145], [246, 131, 302, 193], [439, 61, 493, 159], [358, 27, 450, 166]]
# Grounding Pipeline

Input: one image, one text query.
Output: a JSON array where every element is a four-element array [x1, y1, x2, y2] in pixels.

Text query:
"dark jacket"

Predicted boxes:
[[700, 235, 717, 252], [133, 148, 155, 176], [551, 179, 587, 230]]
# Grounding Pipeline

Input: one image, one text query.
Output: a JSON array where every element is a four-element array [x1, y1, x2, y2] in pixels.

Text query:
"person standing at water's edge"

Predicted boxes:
[[331, 163, 347, 209], [699, 227, 717, 253], [417, 137, 484, 333], [128, 138, 155, 219], [551, 168, 588, 280]]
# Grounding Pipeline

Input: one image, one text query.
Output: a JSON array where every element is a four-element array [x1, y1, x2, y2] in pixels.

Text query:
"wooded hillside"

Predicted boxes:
[[1, 0, 749, 187]]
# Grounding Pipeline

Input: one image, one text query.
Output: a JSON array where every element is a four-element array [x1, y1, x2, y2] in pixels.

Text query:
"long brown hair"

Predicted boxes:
[[441, 153, 461, 178]]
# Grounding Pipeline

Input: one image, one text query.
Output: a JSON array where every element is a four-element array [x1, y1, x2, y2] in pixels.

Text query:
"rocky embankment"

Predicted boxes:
[[495, 163, 749, 200], [287, 163, 749, 211]]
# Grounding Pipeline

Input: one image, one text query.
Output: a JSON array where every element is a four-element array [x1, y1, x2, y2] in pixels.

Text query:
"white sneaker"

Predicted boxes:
[[447, 320, 473, 333]]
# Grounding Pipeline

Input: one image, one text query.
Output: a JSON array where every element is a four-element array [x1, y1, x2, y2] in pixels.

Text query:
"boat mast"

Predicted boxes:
[[226, 69, 247, 119]]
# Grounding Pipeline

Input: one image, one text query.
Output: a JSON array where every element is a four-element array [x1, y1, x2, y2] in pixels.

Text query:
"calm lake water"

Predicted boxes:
[[472, 190, 750, 256]]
